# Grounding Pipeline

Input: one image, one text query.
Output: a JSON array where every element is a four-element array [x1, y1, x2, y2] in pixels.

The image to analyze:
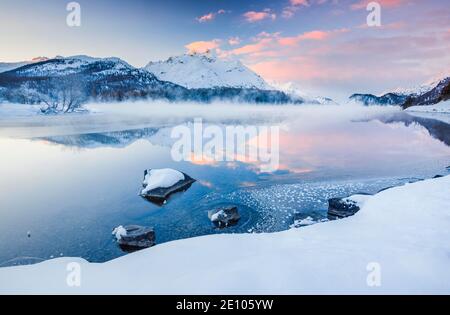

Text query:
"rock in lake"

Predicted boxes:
[[140, 168, 195, 205], [208, 206, 241, 228], [112, 225, 155, 250], [327, 194, 371, 220]]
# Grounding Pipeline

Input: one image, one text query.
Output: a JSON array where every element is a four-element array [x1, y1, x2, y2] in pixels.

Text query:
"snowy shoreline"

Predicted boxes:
[[406, 100, 450, 114], [405, 100, 450, 124], [0, 175, 449, 294]]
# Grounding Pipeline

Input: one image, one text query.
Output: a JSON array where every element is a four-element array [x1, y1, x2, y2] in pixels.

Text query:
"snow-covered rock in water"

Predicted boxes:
[[208, 206, 241, 228], [113, 225, 155, 250], [112, 226, 127, 241], [140, 169, 195, 204], [144, 52, 271, 90], [142, 169, 185, 193], [327, 194, 371, 220], [1, 176, 449, 294]]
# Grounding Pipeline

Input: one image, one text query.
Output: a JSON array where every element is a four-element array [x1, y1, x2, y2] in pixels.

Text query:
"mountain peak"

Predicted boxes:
[[144, 53, 271, 90]]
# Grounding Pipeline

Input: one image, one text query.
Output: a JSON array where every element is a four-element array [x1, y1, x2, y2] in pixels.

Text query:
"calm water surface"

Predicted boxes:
[[0, 109, 449, 266]]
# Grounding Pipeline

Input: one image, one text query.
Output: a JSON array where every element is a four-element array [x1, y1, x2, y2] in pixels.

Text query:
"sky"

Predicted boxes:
[[0, 0, 449, 101]]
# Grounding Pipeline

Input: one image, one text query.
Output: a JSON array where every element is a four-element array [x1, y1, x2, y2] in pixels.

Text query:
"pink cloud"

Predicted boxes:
[[243, 9, 276, 22], [228, 37, 241, 46], [185, 40, 220, 54], [246, 28, 450, 96], [216, 4, 449, 98], [231, 38, 274, 55], [351, 0, 405, 10], [282, 0, 311, 19], [290, 0, 310, 5], [196, 13, 215, 23], [228, 28, 348, 57], [278, 29, 349, 46], [196, 9, 228, 23]]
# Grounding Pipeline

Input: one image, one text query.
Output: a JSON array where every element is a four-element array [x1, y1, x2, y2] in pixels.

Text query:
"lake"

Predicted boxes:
[[0, 103, 449, 266]]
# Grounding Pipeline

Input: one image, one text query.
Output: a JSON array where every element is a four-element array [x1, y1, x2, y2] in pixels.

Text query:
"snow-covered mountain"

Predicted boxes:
[[0, 55, 298, 109], [389, 76, 449, 97], [269, 81, 338, 105], [348, 76, 450, 107], [402, 77, 450, 108], [0, 55, 187, 108], [144, 52, 272, 90], [0, 57, 49, 74], [13, 55, 134, 77]]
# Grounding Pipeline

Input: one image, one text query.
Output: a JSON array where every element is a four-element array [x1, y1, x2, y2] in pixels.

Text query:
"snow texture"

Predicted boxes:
[[112, 226, 127, 241], [291, 216, 316, 227], [390, 77, 444, 96], [14, 55, 133, 77], [141, 169, 185, 194], [344, 194, 371, 207], [145, 53, 271, 90], [406, 100, 450, 114], [0, 175, 449, 294], [405, 100, 450, 124], [210, 210, 226, 222]]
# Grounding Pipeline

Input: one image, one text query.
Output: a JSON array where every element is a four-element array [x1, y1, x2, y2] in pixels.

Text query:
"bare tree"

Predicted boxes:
[[39, 77, 86, 114]]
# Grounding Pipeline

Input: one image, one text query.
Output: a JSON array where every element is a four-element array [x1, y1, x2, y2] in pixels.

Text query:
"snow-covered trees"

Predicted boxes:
[[39, 77, 86, 114]]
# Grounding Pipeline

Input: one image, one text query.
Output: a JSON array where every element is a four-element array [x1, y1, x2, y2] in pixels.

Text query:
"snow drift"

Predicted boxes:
[[0, 175, 449, 294]]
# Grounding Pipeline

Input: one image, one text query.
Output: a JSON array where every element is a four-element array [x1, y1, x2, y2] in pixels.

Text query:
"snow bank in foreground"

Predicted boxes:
[[141, 169, 185, 194], [0, 176, 449, 294]]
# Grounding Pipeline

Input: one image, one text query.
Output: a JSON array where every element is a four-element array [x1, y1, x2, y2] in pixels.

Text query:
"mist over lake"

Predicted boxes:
[[0, 102, 449, 267]]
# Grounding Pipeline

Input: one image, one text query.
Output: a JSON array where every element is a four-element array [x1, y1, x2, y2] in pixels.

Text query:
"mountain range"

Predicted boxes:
[[349, 77, 450, 108], [0, 53, 448, 112], [0, 54, 298, 112]]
